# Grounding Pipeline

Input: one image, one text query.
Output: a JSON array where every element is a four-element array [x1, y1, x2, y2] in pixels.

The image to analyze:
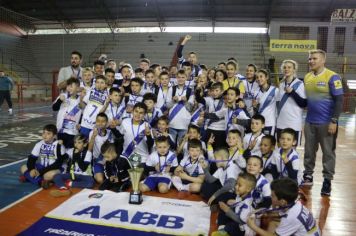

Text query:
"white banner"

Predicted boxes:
[[20, 189, 211, 236]]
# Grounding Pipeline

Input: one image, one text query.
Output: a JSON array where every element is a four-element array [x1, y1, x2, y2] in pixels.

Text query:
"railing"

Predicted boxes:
[[16, 83, 51, 104], [10, 58, 46, 83]]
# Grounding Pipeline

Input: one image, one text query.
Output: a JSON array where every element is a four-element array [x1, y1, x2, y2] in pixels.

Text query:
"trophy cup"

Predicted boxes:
[[128, 152, 144, 204]]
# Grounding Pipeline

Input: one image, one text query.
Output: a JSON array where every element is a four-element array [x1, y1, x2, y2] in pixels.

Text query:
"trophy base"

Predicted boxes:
[[129, 192, 143, 205]]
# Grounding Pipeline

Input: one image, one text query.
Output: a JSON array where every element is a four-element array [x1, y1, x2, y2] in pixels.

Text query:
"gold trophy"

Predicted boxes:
[[128, 152, 144, 204]]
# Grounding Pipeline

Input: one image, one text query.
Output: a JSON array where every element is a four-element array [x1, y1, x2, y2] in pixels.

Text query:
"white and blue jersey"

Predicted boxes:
[[276, 201, 320, 236], [251, 174, 271, 208], [30, 140, 65, 168], [81, 88, 108, 129], [271, 148, 302, 185]]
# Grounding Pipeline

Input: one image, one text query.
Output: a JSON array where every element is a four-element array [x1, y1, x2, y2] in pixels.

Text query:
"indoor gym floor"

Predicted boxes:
[[0, 103, 355, 236]]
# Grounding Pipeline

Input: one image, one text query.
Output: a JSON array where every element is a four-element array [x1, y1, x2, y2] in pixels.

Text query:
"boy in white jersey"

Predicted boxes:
[[269, 128, 302, 185], [80, 67, 93, 92], [247, 178, 320, 236], [246, 156, 272, 209], [167, 69, 194, 144], [259, 135, 276, 182], [79, 75, 108, 138], [140, 136, 178, 193], [20, 124, 66, 188], [212, 87, 249, 137], [156, 71, 172, 115], [208, 129, 246, 169], [101, 87, 125, 127], [141, 69, 158, 95], [50, 134, 94, 197], [212, 172, 257, 236], [176, 124, 207, 161], [53, 77, 82, 149], [88, 113, 113, 184], [252, 69, 279, 136], [172, 139, 205, 193], [116, 102, 154, 163], [152, 116, 175, 150], [200, 147, 241, 206], [195, 82, 226, 149], [122, 77, 144, 114], [243, 114, 265, 157], [143, 93, 162, 128]]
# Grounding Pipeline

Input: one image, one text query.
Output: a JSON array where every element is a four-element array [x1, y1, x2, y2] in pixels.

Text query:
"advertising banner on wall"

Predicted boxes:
[[270, 39, 317, 52]]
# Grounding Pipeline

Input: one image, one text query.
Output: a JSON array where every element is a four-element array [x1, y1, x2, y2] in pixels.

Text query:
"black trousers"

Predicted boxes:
[[0, 90, 12, 109]]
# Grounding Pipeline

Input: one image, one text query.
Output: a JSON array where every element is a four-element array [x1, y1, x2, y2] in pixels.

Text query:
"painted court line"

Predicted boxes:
[[0, 188, 42, 213], [0, 158, 26, 169]]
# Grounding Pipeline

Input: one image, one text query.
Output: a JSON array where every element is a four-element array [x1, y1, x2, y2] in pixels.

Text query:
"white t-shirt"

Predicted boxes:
[[118, 118, 151, 163], [233, 193, 254, 232], [81, 88, 108, 129], [277, 78, 306, 131], [204, 96, 225, 131], [252, 174, 271, 206], [55, 93, 82, 135], [88, 129, 113, 160], [168, 86, 194, 130], [271, 148, 302, 185], [213, 162, 241, 186], [255, 86, 279, 128], [31, 140, 65, 167], [276, 201, 320, 236], [57, 66, 82, 86], [156, 87, 172, 112], [179, 156, 204, 177], [146, 150, 178, 177], [104, 102, 126, 123]]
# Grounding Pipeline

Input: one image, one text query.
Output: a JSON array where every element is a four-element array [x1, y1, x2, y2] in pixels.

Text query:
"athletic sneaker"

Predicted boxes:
[[50, 188, 71, 197], [8, 109, 13, 116], [301, 174, 313, 186], [171, 176, 183, 191], [321, 179, 331, 196]]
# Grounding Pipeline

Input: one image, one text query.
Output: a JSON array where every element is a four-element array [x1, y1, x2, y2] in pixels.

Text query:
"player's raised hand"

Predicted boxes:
[[185, 35, 192, 41], [208, 134, 215, 145], [248, 137, 258, 150]]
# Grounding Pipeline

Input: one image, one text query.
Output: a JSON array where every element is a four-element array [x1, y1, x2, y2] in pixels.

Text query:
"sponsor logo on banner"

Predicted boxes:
[[331, 9, 356, 22], [19, 189, 210, 236], [270, 40, 317, 52]]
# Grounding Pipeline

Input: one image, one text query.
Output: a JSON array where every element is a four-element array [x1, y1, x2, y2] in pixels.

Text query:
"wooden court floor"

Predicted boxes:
[[0, 114, 355, 235]]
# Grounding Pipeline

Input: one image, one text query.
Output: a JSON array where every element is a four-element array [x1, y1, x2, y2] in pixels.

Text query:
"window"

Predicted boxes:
[[280, 26, 309, 40], [334, 27, 346, 54], [317, 27, 328, 52]]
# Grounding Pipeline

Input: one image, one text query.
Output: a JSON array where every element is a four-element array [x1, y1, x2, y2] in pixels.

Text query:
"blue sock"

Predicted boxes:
[[24, 170, 43, 185]]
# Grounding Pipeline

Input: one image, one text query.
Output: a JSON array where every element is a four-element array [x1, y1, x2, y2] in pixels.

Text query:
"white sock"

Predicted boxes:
[[171, 176, 183, 191], [181, 184, 190, 191]]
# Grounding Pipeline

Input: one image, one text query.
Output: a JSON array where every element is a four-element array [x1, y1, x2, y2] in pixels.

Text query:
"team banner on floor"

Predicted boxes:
[[19, 189, 211, 236]]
